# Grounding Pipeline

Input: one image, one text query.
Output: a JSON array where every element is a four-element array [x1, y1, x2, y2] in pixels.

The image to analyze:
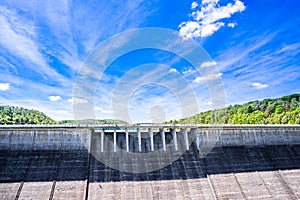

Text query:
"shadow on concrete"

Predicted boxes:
[[1, 143, 299, 183]]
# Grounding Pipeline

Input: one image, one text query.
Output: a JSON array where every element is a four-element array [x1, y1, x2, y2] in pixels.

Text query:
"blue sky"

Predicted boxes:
[[0, 0, 299, 122]]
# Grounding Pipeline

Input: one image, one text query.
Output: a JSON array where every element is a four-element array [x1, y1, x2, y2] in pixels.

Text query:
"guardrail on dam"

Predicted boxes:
[[0, 125, 300, 199]]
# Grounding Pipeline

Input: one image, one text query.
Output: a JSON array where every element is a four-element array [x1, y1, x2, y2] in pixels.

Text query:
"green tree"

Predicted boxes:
[[166, 93, 300, 125], [275, 104, 285, 114], [0, 106, 57, 125]]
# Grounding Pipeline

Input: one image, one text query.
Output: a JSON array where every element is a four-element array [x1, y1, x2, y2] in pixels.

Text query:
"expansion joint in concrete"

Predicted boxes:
[[15, 181, 24, 200], [207, 174, 218, 200]]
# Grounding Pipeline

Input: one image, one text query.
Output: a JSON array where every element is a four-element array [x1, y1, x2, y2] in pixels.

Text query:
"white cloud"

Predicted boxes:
[[191, 2, 198, 9], [94, 106, 113, 114], [55, 110, 68, 114], [252, 82, 268, 89], [200, 61, 217, 68], [179, 0, 246, 39], [178, 21, 201, 39], [202, 0, 219, 4], [94, 107, 103, 111], [101, 109, 113, 114], [228, 22, 237, 28], [0, 83, 10, 91], [200, 22, 225, 38], [206, 101, 213, 105], [182, 68, 196, 75], [193, 73, 223, 83], [68, 97, 88, 104], [168, 68, 178, 74], [48, 96, 61, 101], [0, 1, 161, 122], [215, 33, 276, 72], [193, 77, 203, 83], [0, 6, 65, 82]]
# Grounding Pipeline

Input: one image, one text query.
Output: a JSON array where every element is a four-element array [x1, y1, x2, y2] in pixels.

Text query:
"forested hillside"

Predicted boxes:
[[2, 94, 300, 125], [167, 94, 300, 124], [0, 106, 57, 125]]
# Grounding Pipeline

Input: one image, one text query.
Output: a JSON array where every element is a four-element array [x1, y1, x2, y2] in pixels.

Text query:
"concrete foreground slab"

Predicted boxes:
[[1, 169, 300, 200]]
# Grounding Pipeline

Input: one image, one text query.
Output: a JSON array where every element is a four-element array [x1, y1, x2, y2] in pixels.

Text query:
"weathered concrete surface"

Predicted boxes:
[[0, 182, 21, 200], [53, 181, 87, 200], [87, 170, 300, 200], [0, 144, 299, 199], [2, 170, 298, 200], [0, 125, 299, 199], [18, 181, 53, 200]]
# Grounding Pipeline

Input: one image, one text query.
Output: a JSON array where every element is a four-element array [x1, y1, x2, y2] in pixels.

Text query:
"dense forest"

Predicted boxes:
[[0, 106, 57, 125], [167, 94, 300, 124], [0, 105, 127, 125], [1, 94, 300, 125], [59, 119, 128, 125]]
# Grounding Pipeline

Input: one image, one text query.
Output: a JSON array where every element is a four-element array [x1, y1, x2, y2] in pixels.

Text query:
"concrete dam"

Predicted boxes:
[[0, 125, 300, 199]]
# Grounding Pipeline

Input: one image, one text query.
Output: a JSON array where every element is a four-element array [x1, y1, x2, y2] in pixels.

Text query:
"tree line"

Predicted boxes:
[[0, 106, 57, 125], [1, 94, 299, 125], [166, 94, 300, 124], [0, 106, 127, 125]]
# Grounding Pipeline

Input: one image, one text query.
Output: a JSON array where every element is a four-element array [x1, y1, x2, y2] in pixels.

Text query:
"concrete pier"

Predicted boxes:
[[125, 128, 129, 152], [137, 127, 142, 152], [149, 128, 154, 151], [171, 129, 178, 151], [100, 129, 104, 152], [113, 128, 117, 152], [160, 128, 166, 151], [0, 124, 300, 199], [182, 128, 189, 150]]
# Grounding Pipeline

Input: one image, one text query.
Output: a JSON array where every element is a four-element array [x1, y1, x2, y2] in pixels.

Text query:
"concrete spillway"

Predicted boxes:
[[0, 125, 300, 199]]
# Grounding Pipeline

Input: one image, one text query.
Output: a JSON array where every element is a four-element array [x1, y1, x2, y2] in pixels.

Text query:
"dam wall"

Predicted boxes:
[[0, 127, 91, 151], [0, 125, 299, 151], [1, 125, 299, 199], [214, 125, 300, 146]]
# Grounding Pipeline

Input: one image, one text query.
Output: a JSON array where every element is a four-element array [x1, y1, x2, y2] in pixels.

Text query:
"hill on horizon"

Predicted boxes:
[[0, 105, 128, 125], [0, 105, 57, 125], [1, 94, 300, 125], [166, 94, 300, 125]]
